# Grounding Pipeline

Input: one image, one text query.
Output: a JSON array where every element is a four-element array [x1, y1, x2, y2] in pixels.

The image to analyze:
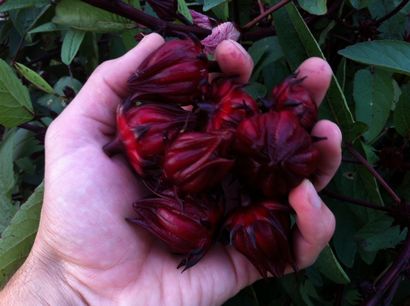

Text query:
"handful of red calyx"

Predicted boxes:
[[104, 38, 321, 277]]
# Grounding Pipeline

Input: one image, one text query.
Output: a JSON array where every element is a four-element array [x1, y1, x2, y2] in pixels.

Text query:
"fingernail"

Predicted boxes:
[[303, 179, 322, 208]]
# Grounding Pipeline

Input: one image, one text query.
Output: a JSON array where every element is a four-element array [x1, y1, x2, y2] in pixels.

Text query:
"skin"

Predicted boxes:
[[0, 34, 342, 306]]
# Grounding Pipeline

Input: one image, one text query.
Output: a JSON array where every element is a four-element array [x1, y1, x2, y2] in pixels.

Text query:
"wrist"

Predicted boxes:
[[0, 250, 86, 306]]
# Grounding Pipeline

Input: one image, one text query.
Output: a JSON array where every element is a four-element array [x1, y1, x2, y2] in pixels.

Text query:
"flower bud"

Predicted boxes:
[[164, 131, 234, 193], [235, 111, 319, 198], [116, 102, 195, 176], [129, 193, 224, 269], [223, 201, 294, 278], [189, 10, 214, 30], [271, 75, 317, 131], [206, 79, 258, 132], [128, 39, 208, 105]]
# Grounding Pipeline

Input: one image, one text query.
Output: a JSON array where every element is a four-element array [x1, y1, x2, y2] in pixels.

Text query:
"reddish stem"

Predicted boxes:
[[345, 143, 402, 205], [361, 234, 410, 306], [242, 0, 291, 31]]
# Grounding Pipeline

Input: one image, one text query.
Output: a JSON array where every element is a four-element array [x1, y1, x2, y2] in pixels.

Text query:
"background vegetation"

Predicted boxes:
[[0, 0, 409, 305]]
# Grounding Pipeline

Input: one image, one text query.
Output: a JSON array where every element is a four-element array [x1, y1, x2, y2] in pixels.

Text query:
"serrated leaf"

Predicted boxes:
[[53, 0, 136, 32], [353, 69, 394, 142], [315, 245, 351, 284], [203, 0, 226, 11], [339, 40, 410, 76], [177, 0, 193, 23], [0, 0, 49, 12], [297, 0, 327, 15], [394, 85, 410, 137], [356, 214, 408, 252], [14, 63, 54, 94], [61, 30, 86, 65], [0, 59, 33, 128], [0, 183, 43, 286]]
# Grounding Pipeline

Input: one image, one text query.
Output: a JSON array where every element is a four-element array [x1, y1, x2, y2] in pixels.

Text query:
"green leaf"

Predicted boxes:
[[273, 2, 384, 209], [177, 0, 193, 23], [14, 63, 54, 94], [297, 0, 327, 15], [9, 5, 51, 36], [315, 245, 351, 284], [244, 82, 267, 99], [0, 183, 43, 286], [0, 0, 49, 12], [273, 2, 355, 137], [203, 0, 226, 11], [356, 213, 408, 252], [0, 131, 17, 198], [61, 30, 86, 65], [29, 22, 66, 34], [394, 85, 410, 137], [248, 37, 283, 81], [349, 0, 369, 9], [54, 77, 83, 95], [353, 69, 394, 142], [53, 0, 136, 32], [339, 40, 410, 76], [0, 194, 18, 235], [0, 59, 33, 128]]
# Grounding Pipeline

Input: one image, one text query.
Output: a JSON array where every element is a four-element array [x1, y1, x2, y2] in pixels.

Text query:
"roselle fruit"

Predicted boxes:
[[128, 38, 208, 104], [223, 201, 294, 278], [128, 193, 224, 269], [206, 79, 259, 132], [163, 131, 235, 193], [113, 102, 195, 176], [235, 111, 319, 198], [103, 36, 329, 274], [271, 75, 317, 131]]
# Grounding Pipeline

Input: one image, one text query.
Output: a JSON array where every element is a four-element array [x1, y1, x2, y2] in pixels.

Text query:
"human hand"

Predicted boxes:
[[0, 34, 341, 306]]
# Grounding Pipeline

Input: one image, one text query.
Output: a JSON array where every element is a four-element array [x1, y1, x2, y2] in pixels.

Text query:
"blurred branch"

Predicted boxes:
[[81, 0, 210, 38]]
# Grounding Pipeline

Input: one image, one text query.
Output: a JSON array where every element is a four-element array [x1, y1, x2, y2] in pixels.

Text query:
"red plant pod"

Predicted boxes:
[[163, 131, 234, 193], [129, 193, 224, 270], [146, 0, 177, 21], [128, 39, 208, 104], [223, 201, 294, 278], [235, 111, 319, 198], [206, 79, 259, 132], [271, 75, 317, 131], [116, 102, 195, 176]]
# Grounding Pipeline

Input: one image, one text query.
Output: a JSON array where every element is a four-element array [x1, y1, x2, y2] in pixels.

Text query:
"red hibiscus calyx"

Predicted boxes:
[[163, 130, 235, 193], [128, 38, 209, 105], [128, 192, 224, 270], [223, 201, 295, 278]]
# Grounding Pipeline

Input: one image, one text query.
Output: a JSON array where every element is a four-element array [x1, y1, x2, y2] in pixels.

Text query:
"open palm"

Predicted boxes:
[[32, 34, 341, 306]]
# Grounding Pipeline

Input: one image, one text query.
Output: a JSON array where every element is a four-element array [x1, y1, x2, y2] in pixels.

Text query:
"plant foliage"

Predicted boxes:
[[0, 0, 409, 305]]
